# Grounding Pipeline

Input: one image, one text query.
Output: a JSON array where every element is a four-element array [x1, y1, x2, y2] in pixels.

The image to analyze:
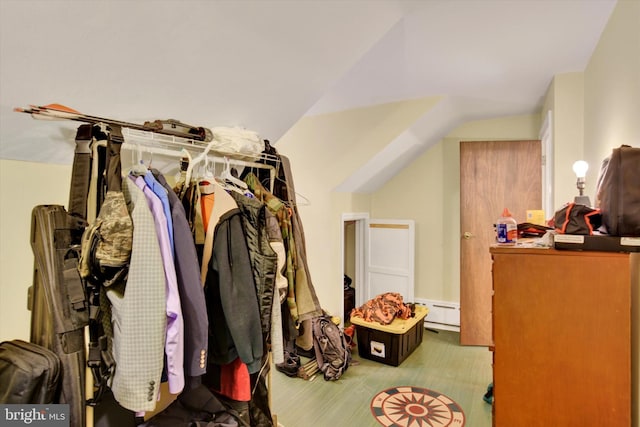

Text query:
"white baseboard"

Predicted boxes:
[[424, 321, 460, 333], [415, 298, 460, 332]]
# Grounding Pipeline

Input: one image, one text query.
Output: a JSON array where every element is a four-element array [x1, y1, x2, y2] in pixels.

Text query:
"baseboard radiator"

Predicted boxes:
[[414, 298, 460, 332]]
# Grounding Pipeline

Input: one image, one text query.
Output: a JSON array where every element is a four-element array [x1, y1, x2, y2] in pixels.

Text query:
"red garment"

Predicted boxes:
[[218, 358, 251, 402]]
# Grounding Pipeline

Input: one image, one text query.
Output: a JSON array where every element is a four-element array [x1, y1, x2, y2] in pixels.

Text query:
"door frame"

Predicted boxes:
[[341, 213, 369, 317], [540, 110, 554, 216]]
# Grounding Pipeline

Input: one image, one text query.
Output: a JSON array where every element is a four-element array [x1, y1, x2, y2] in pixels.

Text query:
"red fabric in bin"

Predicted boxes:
[[350, 292, 413, 325]]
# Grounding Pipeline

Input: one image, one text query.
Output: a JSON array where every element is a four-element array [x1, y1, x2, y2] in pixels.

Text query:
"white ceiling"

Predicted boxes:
[[0, 0, 616, 190]]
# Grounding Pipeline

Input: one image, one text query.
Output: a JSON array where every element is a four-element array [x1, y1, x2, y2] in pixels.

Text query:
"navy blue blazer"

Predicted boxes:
[[152, 170, 209, 378]]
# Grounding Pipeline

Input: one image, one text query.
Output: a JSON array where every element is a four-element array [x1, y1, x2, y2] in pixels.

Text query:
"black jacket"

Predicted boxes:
[[230, 192, 278, 341], [204, 209, 263, 374]]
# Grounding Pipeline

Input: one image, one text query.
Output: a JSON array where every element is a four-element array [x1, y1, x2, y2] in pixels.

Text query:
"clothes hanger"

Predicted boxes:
[[201, 155, 215, 181], [272, 175, 311, 206], [291, 191, 311, 207], [220, 157, 248, 190], [174, 149, 192, 182], [129, 143, 149, 176], [183, 138, 219, 192], [180, 148, 192, 166]]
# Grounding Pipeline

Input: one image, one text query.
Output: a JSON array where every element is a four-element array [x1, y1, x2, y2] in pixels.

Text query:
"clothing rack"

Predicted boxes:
[[85, 129, 281, 425], [19, 106, 298, 426]]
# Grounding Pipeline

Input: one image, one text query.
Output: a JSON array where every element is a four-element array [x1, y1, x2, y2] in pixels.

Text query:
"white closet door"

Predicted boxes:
[[365, 219, 415, 303]]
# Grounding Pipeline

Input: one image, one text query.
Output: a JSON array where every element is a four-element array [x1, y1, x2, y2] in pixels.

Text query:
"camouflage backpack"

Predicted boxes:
[[78, 125, 132, 287], [78, 190, 133, 287], [311, 314, 351, 381]]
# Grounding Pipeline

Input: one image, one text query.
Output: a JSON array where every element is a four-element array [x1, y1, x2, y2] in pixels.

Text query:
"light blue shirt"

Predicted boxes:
[[144, 170, 174, 256]]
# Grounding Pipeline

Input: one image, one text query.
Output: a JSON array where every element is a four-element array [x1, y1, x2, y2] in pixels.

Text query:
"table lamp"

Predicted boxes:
[[573, 160, 591, 205]]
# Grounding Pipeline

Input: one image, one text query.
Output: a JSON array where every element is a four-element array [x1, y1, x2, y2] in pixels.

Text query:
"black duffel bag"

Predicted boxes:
[[596, 145, 640, 236], [0, 340, 61, 404]]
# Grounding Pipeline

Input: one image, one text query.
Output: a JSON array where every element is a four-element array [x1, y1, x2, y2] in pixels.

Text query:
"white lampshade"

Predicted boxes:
[[572, 160, 589, 178]]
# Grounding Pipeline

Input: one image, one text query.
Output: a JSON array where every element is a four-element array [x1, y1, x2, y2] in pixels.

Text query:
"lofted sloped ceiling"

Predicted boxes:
[[0, 0, 616, 192]]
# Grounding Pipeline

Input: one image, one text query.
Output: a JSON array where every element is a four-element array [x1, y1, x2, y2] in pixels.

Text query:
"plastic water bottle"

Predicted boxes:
[[496, 208, 518, 245]]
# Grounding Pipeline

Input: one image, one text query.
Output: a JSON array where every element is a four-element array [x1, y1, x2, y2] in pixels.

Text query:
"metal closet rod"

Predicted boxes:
[[121, 127, 280, 165], [119, 136, 277, 192]]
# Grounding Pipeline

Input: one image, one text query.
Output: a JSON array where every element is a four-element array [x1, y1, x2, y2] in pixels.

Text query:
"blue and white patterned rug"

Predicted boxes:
[[371, 386, 466, 427]]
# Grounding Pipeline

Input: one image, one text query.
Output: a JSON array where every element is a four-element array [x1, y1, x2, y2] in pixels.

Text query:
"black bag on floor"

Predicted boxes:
[[596, 145, 640, 236], [0, 340, 61, 404]]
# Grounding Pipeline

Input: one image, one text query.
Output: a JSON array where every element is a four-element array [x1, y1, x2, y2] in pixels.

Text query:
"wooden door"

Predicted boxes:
[[365, 219, 415, 304], [459, 140, 541, 345]]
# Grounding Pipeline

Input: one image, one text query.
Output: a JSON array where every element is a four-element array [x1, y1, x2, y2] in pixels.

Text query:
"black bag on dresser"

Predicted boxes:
[[596, 145, 640, 236]]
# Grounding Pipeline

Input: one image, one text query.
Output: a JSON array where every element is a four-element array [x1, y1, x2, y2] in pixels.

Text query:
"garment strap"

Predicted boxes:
[[105, 125, 124, 192], [68, 124, 93, 219]]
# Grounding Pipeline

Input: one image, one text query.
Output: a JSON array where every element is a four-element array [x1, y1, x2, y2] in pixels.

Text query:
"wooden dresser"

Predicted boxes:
[[490, 246, 636, 426]]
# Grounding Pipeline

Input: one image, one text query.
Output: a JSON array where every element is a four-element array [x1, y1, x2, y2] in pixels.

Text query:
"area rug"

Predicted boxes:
[[371, 386, 466, 427]]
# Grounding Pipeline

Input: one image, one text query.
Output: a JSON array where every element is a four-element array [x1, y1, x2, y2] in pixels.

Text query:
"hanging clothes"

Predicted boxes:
[[229, 191, 279, 427], [247, 143, 323, 324], [129, 173, 185, 395], [97, 136, 282, 422], [244, 173, 299, 326], [151, 170, 208, 382], [229, 191, 277, 341], [278, 155, 323, 324], [199, 182, 264, 374], [108, 176, 166, 412]]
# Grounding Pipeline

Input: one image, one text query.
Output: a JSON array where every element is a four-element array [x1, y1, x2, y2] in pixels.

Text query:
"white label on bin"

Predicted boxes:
[[554, 234, 584, 244], [370, 340, 385, 358], [621, 237, 640, 246]]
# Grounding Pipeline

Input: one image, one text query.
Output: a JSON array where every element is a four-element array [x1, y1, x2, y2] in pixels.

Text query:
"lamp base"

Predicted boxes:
[[574, 195, 591, 206]]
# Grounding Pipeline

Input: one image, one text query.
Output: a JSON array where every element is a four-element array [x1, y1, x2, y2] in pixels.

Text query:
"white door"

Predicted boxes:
[[365, 219, 415, 304]]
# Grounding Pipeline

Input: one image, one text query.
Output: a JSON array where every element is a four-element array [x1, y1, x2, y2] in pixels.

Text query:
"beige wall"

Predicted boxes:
[[371, 114, 541, 303], [541, 72, 586, 209], [0, 159, 72, 342], [584, 0, 640, 197], [277, 97, 439, 318]]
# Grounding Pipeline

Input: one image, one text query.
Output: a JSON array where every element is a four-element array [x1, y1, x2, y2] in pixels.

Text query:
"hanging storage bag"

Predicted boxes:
[[596, 145, 640, 236]]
